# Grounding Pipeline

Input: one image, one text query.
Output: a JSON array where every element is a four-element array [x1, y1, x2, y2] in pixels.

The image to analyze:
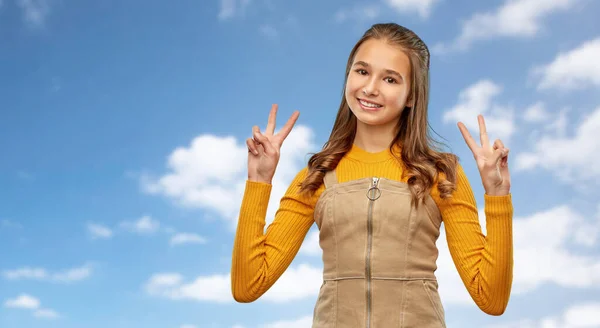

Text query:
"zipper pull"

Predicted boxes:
[[367, 177, 381, 200], [372, 177, 379, 188]]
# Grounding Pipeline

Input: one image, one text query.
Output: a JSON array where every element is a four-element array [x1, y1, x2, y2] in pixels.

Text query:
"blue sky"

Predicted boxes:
[[1, 0, 600, 327]]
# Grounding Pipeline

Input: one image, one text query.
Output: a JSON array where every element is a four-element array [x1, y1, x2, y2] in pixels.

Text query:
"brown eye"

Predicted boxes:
[[385, 77, 397, 84]]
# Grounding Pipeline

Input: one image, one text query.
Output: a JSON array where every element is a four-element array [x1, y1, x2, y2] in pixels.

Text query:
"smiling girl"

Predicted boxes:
[[231, 23, 513, 328]]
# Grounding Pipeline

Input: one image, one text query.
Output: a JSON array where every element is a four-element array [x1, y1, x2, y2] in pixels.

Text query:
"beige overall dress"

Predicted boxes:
[[312, 170, 446, 328]]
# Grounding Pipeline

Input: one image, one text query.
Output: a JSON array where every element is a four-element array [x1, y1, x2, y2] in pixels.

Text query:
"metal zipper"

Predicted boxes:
[[366, 177, 380, 328]]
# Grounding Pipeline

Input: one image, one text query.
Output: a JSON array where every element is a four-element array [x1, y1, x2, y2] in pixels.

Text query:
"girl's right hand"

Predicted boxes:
[[247, 104, 300, 184]]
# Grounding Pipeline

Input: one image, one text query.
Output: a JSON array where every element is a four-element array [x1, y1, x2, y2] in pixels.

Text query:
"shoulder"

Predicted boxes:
[[284, 166, 309, 191], [430, 156, 474, 201], [280, 166, 324, 208], [433, 151, 463, 182], [292, 166, 310, 181]]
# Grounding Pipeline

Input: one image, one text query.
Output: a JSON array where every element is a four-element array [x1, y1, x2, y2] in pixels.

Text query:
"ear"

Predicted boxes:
[[405, 94, 414, 109], [405, 85, 417, 108]]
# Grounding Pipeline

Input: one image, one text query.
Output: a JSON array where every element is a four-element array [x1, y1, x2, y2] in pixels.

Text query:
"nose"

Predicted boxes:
[[362, 77, 379, 96]]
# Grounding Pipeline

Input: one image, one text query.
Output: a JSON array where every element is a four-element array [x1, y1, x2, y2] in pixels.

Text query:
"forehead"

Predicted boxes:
[[353, 38, 411, 73]]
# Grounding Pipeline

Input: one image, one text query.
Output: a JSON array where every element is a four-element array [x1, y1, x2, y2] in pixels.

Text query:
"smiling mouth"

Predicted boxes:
[[357, 98, 383, 109]]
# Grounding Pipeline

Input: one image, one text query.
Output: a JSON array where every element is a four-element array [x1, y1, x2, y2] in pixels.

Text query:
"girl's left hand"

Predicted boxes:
[[458, 114, 511, 196]]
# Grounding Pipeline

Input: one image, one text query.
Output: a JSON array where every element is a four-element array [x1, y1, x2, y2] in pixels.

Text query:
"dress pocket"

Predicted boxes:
[[312, 280, 335, 328], [422, 280, 446, 327]]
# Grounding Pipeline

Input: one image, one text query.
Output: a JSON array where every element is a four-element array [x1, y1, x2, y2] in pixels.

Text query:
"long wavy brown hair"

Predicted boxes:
[[299, 23, 459, 206]]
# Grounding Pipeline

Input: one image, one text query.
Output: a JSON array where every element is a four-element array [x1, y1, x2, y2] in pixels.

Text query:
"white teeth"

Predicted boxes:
[[359, 99, 382, 108]]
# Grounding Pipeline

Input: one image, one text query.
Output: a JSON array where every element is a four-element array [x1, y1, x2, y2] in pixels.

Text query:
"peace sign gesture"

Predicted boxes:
[[247, 104, 300, 184], [458, 115, 511, 196]]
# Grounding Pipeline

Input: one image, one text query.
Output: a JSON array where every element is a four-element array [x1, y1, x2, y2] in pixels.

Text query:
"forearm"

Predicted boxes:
[[439, 161, 514, 315], [231, 180, 315, 303], [476, 194, 513, 314]]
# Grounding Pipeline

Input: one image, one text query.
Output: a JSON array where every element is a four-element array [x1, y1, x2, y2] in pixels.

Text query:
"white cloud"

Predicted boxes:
[[3, 263, 93, 283], [4, 294, 40, 309], [145, 271, 231, 303], [218, 0, 250, 20], [17, 0, 52, 27], [3, 267, 46, 280], [34, 309, 59, 319], [180, 325, 198, 328], [146, 273, 183, 288], [523, 102, 550, 123], [544, 107, 569, 136], [298, 230, 320, 256], [259, 263, 322, 302], [334, 0, 439, 22], [514, 106, 600, 184], [532, 37, 600, 91], [383, 0, 440, 19], [510, 206, 600, 293], [260, 315, 313, 328], [434, 0, 581, 53], [170, 233, 208, 246], [436, 204, 600, 306], [334, 4, 381, 23], [485, 302, 600, 328], [51, 264, 93, 283], [141, 124, 316, 230], [4, 294, 59, 320], [87, 223, 113, 239], [145, 262, 322, 303], [443, 79, 516, 143], [88, 216, 167, 240], [119, 215, 160, 235]]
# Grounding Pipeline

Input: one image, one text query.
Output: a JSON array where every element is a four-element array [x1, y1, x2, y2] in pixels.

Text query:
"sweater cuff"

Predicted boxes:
[[483, 193, 513, 220], [242, 180, 273, 211]]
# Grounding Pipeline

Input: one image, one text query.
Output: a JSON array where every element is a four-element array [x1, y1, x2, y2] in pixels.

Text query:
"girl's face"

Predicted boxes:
[[345, 38, 412, 131]]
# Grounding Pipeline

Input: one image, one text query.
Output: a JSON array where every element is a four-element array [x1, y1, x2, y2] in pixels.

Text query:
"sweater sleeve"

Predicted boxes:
[[230, 167, 319, 303], [431, 163, 514, 315]]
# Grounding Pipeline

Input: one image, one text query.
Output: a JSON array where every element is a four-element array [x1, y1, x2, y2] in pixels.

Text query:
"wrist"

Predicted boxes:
[[248, 175, 272, 184], [485, 189, 510, 196]]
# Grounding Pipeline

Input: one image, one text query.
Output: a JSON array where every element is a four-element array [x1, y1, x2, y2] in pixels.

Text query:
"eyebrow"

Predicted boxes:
[[353, 61, 403, 80]]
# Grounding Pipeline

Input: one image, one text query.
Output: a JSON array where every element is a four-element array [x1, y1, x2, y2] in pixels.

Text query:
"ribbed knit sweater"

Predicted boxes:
[[231, 144, 513, 315]]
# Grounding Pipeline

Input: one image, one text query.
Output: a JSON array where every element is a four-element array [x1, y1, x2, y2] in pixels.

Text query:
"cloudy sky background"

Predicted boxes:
[[1, 0, 600, 327]]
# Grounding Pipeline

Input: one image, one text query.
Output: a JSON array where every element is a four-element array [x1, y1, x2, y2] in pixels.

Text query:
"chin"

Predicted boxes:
[[352, 110, 386, 126], [351, 107, 401, 130]]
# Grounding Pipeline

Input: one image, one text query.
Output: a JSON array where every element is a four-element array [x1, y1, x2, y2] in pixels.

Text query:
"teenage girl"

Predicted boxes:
[[231, 23, 513, 328]]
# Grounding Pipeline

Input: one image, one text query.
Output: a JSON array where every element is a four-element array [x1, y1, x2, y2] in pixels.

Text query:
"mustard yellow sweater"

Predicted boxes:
[[231, 144, 513, 315]]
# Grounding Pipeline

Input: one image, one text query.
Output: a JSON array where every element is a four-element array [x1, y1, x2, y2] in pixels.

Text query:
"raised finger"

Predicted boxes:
[[457, 122, 478, 154], [493, 139, 505, 151], [253, 127, 277, 155], [501, 152, 509, 167], [478, 115, 490, 147], [275, 110, 300, 144], [246, 138, 259, 155], [266, 104, 278, 135], [251, 126, 265, 153], [492, 147, 505, 164]]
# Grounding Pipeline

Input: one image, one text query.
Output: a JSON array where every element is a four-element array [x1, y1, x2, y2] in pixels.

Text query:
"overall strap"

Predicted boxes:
[[323, 169, 338, 189]]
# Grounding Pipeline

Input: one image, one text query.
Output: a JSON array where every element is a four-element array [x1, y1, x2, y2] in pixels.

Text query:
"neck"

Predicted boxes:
[[353, 121, 397, 153]]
